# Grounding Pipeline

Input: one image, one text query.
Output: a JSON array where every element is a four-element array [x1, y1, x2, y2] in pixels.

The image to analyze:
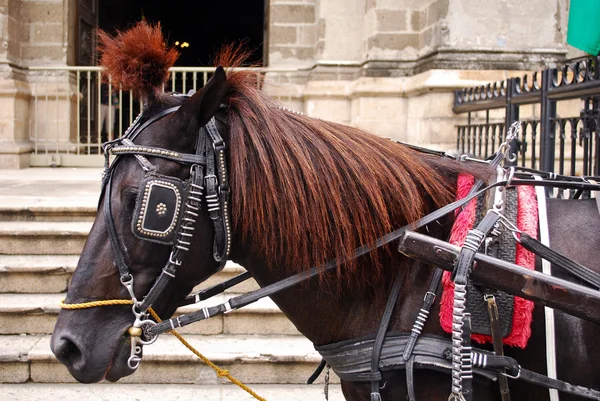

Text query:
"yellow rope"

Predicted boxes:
[[60, 299, 134, 308], [60, 299, 266, 401]]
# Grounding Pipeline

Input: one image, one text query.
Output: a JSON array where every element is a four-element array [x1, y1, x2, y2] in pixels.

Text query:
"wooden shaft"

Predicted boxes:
[[398, 231, 600, 325]]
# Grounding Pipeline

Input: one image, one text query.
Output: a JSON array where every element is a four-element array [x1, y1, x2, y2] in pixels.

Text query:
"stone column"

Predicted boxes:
[[303, 0, 365, 124], [0, 0, 75, 168], [0, 0, 31, 168]]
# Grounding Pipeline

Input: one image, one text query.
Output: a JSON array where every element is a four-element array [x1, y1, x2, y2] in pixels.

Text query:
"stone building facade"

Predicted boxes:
[[0, 0, 575, 168]]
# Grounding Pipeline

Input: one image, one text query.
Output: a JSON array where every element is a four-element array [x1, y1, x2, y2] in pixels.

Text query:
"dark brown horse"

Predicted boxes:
[[51, 23, 600, 400]]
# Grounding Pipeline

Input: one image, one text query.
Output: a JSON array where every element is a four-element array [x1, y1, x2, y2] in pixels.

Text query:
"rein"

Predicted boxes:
[[147, 175, 600, 336]]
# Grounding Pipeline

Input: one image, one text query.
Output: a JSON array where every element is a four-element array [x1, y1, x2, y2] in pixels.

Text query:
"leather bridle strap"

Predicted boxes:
[[105, 168, 132, 281], [111, 144, 207, 165], [202, 119, 231, 265], [102, 108, 183, 292], [101, 109, 231, 313]]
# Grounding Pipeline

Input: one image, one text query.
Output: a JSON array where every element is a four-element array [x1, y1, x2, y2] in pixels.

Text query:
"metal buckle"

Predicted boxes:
[[501, 365, 521, 380], [120, 275, 137, 303]]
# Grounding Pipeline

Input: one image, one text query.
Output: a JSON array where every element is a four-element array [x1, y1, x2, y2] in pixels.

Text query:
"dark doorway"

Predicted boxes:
[[98, 0, 265, 66]]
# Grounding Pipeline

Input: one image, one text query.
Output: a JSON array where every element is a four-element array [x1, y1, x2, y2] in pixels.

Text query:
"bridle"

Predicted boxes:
[[99, 98, 231, 369]]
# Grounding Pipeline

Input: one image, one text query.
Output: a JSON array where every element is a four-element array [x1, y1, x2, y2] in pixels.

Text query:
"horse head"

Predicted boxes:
[[51, 22, 232, 382]]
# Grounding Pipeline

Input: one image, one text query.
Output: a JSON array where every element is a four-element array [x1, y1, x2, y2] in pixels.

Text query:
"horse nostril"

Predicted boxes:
[[53, 336, 85, 370]]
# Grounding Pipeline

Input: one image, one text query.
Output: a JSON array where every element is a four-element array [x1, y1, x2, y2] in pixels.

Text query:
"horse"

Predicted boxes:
[[51, 22, 600, 400]]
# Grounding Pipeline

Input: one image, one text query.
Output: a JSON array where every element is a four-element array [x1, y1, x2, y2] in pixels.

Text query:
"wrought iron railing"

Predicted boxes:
[[27, 66, 305, 167], [454, 56, 600, 176]]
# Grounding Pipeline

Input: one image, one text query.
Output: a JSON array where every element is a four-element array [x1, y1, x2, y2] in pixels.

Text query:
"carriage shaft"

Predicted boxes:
[[398, 231, 600, 325]]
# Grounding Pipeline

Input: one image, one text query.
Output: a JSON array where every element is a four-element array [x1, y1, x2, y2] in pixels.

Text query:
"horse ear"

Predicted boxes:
[[175, 66, 228, 134]]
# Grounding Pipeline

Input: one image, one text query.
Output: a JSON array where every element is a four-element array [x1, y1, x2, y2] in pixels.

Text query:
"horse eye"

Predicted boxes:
[[128, 193, 138, 210], [122, 187, 139, 210]]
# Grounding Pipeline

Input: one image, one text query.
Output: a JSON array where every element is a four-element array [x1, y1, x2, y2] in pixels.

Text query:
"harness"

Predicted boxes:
[[99, 102, 231, 369], [84, 106, 600, 400]]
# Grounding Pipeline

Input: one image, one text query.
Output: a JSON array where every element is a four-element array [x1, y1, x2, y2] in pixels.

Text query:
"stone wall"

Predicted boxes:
[[0, 0, 578, 167], [269, 0, 317, 66], [267, 0, 570, 151]]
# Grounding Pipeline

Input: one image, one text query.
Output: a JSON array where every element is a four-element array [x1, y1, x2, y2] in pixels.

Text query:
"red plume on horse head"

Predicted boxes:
[[97, 21, 179, 100]]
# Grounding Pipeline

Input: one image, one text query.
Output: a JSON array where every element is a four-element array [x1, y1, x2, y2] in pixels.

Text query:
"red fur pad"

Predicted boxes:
[[439, 174, 538, 348]]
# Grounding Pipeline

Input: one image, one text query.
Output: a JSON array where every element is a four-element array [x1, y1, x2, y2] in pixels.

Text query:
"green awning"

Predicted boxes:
[[567, 0, 600, 55]]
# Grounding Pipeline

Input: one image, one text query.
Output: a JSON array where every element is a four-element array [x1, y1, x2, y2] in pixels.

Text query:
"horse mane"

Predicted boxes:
[[97, 21, 179, 100], [215, 48, 479, 290]]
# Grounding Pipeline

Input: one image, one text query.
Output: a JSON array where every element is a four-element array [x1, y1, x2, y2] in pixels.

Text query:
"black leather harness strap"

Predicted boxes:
[[486, 295, 511, 401], [316, 332, 600, 400], [178, 271, 252, 307], [450, 211, 501, 401], [307, 358, 328, 385], [149, 177, 516, 336], [519, 232, 600, 289], [403, 267, 443, 401], [202, 119, 230, 266], [370, 268, 408, 401]]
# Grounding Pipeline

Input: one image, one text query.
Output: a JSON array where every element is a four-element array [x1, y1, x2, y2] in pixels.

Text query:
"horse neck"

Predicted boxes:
[[230, 220, 452, 346]]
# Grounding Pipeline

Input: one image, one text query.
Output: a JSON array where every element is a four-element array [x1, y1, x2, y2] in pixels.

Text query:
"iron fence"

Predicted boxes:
[[454, 56, 600, 176], [27, 66, 305, 167]]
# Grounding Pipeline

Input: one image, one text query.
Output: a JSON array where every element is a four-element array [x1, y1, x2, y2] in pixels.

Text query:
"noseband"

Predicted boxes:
[[100, 100, 231, 369]]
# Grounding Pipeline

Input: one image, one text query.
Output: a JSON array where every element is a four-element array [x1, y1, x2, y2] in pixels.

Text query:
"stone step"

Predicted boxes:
[[0, 221, 92, 255], [2, 383, 344, 401], [1, 334, 338, 385], [0, 168, 101, 222], [0, 292, 298, 336], [0, 255, 258, 294], [0, 199, 96, 222], [0, 255, 78, 293]]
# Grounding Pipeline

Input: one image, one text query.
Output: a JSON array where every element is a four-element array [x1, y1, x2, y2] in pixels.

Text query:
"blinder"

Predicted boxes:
[[132, 175, 186, 245]]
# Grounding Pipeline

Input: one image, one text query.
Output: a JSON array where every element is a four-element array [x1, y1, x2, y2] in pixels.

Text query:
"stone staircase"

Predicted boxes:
[[0, 168, 342, 400]]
